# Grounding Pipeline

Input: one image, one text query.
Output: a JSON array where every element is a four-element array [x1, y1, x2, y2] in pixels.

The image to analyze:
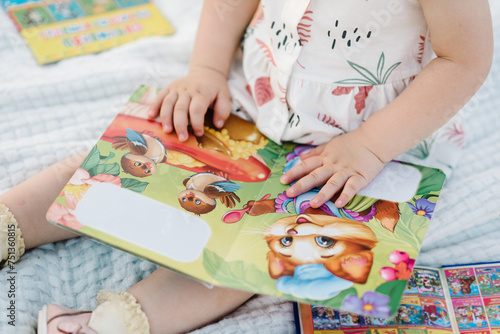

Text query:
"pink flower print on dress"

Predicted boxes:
[[277, 81, 287, 104], [354, 86, 373, 114], [317, 113, 343, 130], [254, 76, 275, 106], [332, 86, 354, 96], [245, 84, 252, 97], [297, 10, 313, 44], [332, 86, 373, 114], [256, 38, 276, 66], [417, 35, 425, 64], [442, 121, 466, 149]]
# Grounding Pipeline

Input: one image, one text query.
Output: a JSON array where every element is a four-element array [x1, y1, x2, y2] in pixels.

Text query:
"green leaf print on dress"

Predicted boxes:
[[335, 52, 401, 86]]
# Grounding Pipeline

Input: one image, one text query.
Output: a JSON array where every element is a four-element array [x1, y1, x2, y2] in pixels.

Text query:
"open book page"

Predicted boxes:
[[296, 266, 455, 333], [217, 154, 446, 314], [46, 85, 447, 314], [47, 85, 281, 284], [441, 263, 500, 333], [1, 0, 174, 64]]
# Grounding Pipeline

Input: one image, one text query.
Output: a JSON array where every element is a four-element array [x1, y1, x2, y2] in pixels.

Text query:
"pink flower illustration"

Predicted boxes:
[[47, 168, 122, 229], [380, 251, 415, 281], [47, 201, 83, 230]]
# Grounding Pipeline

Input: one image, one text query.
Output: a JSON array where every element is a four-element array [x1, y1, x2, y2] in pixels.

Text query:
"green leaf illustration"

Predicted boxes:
[[405, 163, 446, 195], [377, 52, 385, 81], [98, 151, 115, 164], [203, 249, 276, 294], [334, 78, 377, 86], [347, 60, 379, 84], [375, 280, 408, 316], [128, 85, 150, 103], [120, 178, 148, 193], [297, 287, 357, 310], [88, 162, 120, 177], [81, 146, 100, 171], [203, 248, 224, 276], [407, 142, 430, 160], [335, 53, 401, 86], [382, 62, 402, 84]]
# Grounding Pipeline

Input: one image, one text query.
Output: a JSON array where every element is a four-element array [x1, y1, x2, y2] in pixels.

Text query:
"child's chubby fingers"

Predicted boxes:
[[172, 93, 192, 142], [297, 144, 325, 160], [189, 94, 212, 137], [159, 91, 178, 133], [212, 91, 231, 129], [283, 162, 333, 199], [332, 174, 369, 208], [308, 170, 350, 208], [149, 88, 170, 119], [280, 155, 322, 186]]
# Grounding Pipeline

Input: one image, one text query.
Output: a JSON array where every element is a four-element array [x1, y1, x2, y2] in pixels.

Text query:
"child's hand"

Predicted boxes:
[[148, 66, 231, 142], [280, 129, 386, 208]]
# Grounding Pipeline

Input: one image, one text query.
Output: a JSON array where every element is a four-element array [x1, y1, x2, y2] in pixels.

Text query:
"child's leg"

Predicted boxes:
[[43, 267, 254, 334], [0, 154, 85, 249], [127, 267, 254, 333]]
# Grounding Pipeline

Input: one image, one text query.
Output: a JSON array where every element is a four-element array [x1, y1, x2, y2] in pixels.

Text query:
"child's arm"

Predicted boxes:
[[148, 0, 260, 142], [282, 0, 493, 208]]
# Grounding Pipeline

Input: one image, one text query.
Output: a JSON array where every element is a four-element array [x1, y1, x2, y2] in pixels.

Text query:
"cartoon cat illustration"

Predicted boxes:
[[178, 172, 242, 215], [263, 214, 378, 293]]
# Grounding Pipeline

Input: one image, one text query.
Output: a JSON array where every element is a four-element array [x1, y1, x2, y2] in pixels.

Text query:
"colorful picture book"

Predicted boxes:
[[46, 85, 447, 317], [1, 0, 174, 64], [295, 263, 500, 334]]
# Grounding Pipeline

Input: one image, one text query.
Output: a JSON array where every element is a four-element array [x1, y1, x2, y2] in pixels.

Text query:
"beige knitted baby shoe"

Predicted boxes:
[[38, 290, 150, 334], [0, 203, 25, 268], [88, 290, 150, 334]]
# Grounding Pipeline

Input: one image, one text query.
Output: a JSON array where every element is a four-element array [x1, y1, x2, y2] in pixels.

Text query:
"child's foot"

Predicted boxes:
[[38, 291, 150, 334], [38, 304, 94, 334]]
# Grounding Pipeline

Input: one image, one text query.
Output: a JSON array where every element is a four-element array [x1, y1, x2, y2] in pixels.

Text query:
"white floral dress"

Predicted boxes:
[[228, 0, 465, 175]]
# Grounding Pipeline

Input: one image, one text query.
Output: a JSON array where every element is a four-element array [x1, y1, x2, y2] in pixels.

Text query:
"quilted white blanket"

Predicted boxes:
[[0, 1, 499, 333]]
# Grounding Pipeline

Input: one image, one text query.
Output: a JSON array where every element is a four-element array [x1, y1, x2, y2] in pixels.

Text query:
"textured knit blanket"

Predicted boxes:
[[0, 1, 499, 333]]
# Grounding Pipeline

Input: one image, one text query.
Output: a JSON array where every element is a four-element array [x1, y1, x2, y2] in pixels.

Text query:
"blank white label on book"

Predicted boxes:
[[357, 161, 422, 202], [74, 182, 211, 263]]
